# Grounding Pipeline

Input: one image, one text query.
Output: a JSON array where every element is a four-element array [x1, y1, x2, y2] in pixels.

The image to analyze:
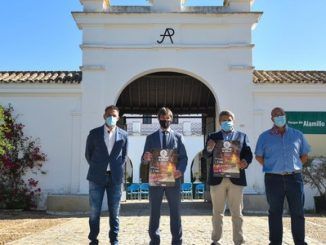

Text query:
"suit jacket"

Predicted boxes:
[[142, 129, 188, 174], [85, 125, 128, 186], [203, 130, 252, 186]]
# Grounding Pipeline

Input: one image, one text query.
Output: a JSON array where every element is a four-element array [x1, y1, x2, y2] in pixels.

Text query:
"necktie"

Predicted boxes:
[[162, 131, 168, 149]]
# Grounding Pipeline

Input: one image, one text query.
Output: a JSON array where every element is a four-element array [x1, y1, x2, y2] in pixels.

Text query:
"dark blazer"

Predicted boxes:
[[142, 130, 188, 174], [203, 130, 252, 186], [85, 125, 128, 186]]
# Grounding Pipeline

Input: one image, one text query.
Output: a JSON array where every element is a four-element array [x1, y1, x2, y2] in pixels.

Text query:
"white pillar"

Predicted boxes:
[[70, 111, 82, 193], [150, 0, 182, 12], [224, 0, 253, 12], [132, 121, 141, 135], [183, 121, 192, 136]]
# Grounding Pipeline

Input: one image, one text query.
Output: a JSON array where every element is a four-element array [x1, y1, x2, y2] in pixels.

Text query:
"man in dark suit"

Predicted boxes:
[[203, 110, 252, 245], [142, 107, 188, 245], [85, 105, 128, 245]]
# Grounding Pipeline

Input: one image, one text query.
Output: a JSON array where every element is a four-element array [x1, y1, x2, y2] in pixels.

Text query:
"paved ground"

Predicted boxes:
[[3, 201, 326, 245]]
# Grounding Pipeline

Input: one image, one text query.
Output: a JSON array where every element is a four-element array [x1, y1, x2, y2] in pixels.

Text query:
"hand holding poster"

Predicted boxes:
[[213, 140, 240, 178], [149, 149, 178, 187]]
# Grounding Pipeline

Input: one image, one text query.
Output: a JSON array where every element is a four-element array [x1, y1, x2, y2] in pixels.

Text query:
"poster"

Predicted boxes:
[[149, 149, 178, 187], [213, 140, 240, 178]]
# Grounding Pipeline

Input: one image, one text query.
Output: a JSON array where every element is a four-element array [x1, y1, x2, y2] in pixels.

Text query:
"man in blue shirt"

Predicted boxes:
[[255, 107, 310, 245]]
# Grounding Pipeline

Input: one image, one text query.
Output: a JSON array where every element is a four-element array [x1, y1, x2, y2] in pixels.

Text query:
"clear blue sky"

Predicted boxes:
[[0, 0, 325, 71]]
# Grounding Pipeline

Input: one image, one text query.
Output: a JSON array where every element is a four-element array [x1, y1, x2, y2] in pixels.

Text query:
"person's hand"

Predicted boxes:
[[206, 139, 216, 152], [143, 152, 153, 163], [174, 170, 182, 179], [239, 159, 248, 169]]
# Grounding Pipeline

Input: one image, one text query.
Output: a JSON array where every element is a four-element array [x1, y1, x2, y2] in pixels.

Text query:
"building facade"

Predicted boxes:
[[0, 0, 325, 210]]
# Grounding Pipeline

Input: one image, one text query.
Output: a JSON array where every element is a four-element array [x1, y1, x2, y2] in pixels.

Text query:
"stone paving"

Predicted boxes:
[[7, 201, 324, 245]]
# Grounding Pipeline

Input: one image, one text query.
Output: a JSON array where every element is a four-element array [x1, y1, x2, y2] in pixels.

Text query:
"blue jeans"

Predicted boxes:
[[149, 181, 182, 245], [88, 175, 122, 245], [265, 173, 306, 245]]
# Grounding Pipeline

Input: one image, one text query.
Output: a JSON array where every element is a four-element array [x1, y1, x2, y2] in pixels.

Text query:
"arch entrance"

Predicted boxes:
[[117, 72, 217, 199]]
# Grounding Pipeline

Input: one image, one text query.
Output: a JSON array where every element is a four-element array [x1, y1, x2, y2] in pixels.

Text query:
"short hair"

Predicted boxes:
[[105, 105, 119, 114], [219, 110, 235, 121], [157, 107, 173, 120], [271, 107, 285, 116]]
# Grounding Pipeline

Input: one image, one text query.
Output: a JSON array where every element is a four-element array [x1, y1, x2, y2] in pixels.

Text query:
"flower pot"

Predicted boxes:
[[314, 196, 326, 213]]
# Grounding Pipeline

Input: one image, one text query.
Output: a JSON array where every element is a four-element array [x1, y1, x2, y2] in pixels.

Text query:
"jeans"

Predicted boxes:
[[88, 175, 122, 245], [149, 181, 182, 245], [265, 173, 306, 245]]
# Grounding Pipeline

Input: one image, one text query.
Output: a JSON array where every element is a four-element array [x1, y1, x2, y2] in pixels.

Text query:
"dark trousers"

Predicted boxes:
[[88, 175, 122, 245], [149, 183, 182, 245], [265, 173, 306, 245]]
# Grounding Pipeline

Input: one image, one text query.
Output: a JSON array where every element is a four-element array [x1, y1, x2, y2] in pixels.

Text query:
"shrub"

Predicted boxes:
[[0, 104, 46, 210], [302, 156, 326, 197]]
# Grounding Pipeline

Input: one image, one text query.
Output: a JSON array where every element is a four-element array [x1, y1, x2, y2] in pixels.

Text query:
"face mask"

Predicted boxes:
[[159, 120, 171, 129], [221, 121, 233, 132], [106, 116, 118, 127], [274, 115, 286, 128]]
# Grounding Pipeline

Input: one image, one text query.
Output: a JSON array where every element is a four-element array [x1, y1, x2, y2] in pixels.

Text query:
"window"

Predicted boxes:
[[172, 115, 179, 124], [143, 115, 152, 124]]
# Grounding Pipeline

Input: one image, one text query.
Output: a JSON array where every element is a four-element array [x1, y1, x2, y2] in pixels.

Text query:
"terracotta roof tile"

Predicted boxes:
[[0, 71, 82, 84], [253, 70, 326, 84], [1, 70, 325, 85]]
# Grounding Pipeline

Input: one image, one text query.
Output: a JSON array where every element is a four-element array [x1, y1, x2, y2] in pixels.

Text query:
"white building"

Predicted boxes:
[[0, 0, 325, 211]]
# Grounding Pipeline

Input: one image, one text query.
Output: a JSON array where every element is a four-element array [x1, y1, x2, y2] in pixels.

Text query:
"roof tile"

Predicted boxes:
[[253, 70, 326, 84], [0, 71, 82, 84], [0, 70, 325, 85]]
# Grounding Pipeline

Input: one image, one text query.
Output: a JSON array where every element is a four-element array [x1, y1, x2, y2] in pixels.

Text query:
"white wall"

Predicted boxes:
[[0, 85, 82, 207], [75, 7, 260, 192], [252, 84, 326, 209]]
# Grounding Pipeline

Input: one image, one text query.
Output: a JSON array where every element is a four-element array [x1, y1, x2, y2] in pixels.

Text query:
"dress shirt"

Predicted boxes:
[[255, 125, 310, 174], [159, 128, 171, 149], [104, 125, 116, 171]]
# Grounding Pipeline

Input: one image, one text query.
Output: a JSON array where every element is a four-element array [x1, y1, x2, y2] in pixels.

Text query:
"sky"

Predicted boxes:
[[0, 0, 325, 71]]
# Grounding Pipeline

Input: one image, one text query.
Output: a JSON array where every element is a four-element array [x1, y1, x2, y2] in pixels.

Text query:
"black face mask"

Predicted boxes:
[[159, 120, 171, 129]]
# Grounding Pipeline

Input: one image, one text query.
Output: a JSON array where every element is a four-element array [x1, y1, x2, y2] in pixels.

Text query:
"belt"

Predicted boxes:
[[266, 170, 301, 176], [105, 170, 111, 176]]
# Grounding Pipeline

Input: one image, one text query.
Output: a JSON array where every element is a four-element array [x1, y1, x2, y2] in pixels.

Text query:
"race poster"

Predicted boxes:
[[213, 140, 240, 178], [149, 149, 178, 186]]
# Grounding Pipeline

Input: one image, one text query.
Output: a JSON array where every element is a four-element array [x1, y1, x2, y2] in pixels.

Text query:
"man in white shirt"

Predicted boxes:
[[85, 105, 128, 245]]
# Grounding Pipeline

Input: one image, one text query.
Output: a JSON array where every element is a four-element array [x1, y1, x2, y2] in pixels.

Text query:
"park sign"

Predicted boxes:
[[286, 111, 326, 134]]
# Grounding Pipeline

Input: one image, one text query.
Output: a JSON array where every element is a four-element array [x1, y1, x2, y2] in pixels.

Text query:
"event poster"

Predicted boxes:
[[213, 140, 240, 178], [149, 149, 178, 187]]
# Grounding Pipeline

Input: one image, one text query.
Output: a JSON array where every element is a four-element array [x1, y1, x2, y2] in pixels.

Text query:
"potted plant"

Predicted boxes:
[[302, 156, 326, 213]]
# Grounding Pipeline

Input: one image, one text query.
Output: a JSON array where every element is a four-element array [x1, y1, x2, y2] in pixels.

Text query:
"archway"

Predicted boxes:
[[117, 71, 216, 117], [116, 71, 217, 194]]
